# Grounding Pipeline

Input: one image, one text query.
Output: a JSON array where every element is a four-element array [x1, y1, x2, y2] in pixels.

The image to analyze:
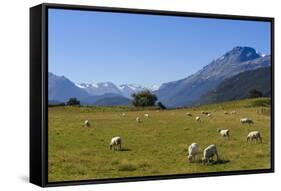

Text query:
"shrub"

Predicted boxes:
[[66, 97, 80, 106], [132, 90, 157, 107], [248, 89, 263, 98]]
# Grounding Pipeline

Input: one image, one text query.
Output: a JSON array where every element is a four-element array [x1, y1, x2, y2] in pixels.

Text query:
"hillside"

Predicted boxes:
[[199, 67, 271, 105], [156, 47, 270, 107], [48, 72, 90, 102], [81, 94, 132, 106]]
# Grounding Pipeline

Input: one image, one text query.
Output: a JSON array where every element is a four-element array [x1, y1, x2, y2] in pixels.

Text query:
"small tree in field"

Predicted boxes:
[[248, 89, 263, 98], [66, 97, 80, 106], [132, 90, 157, 107]]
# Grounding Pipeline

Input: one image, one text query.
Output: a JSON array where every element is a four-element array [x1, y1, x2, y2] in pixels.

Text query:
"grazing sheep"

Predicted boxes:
[[207, 113, 212, 117], [240, 118, 254, 124], [188, 143, 199, 162], [195, 116, 201, 122], [201, 111, 209, 115], [109, 136, 122, 151], [144, 113, 149, 118], [122, 113, 126, 117], [230, 110, 236, 114], [217, 129, 230, 138], [186, 112, 192, 117], [202, 144, 219, 164], [136, 117, 141, 123], [247, 131, 262, 143], [83, 120, 90, 127]]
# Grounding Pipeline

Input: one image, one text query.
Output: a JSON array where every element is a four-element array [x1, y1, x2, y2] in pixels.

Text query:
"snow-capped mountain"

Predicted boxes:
[[48, 72, 159, 105], [48, 46, 271, 108], [155, 46, 271, 107], [76, 82, 158, 98], [77, 82, 123, 96], [48, 72, 90, 102], [117, 84, 148, 98]]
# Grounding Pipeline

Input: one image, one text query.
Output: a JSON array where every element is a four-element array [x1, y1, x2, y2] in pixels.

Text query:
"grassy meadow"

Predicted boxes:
[[48, 98, 271, 182]]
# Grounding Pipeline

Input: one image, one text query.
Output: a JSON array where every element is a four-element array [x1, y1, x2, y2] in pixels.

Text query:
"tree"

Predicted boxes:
[[157, 102, 167, 109], [66, 97, 80, 106], [248, 89, 263, 98], [132, 90, 157, 107]]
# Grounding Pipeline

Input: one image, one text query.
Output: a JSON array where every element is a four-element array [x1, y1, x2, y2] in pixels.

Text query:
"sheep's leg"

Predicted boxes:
[[216, 152, 220, 161]]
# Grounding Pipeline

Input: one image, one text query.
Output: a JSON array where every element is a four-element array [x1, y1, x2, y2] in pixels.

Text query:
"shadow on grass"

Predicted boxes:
[[119, 148, 131, 152], [189, 159, 230, 165], [212, 159, 230, 165]]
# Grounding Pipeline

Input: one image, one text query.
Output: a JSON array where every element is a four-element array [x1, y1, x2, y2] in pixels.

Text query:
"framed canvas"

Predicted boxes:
[[30, 3, 274, 187]]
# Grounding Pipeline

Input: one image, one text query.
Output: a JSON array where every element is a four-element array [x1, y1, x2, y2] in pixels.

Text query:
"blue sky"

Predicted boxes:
[[48, 8, 271, 87]]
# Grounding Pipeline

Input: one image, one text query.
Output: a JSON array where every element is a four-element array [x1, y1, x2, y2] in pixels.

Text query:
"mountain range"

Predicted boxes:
[[155, 46, 270, 107], [48, 73, 157, 106], [75, 82, 154, 98], [48, 46, 271, 107]]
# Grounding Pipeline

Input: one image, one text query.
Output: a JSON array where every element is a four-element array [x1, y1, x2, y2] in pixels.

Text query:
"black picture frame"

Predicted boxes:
[[30, 3, 275, 187]]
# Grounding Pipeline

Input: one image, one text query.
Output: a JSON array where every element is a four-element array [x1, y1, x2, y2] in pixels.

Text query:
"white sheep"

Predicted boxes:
[[230, 110, 236, 114], [247, 131, 262, 143], [109, 136, 122, 151], [83, 120, 90, 127], [136, 117, 141, 123], [188, 143, 199, 162], [122, 113, 126, 117], [144, 113, 149, 118], [195, 116, 201, 122], [217, 129, 230, 138], [240, 118, 254, 124], [202, 144, 219, 164], [186, 112, 192, 117], [207, 113, 212, 117]]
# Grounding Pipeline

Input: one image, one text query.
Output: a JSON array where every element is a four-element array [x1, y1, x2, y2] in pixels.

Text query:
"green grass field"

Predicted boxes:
[[48, 98, 271, 182]]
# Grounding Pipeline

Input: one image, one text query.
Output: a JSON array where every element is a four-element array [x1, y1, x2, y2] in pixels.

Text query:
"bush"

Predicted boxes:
[[248, 89, 263, 98], [66, 97, 80, 106], [132, 90, 157, 107]]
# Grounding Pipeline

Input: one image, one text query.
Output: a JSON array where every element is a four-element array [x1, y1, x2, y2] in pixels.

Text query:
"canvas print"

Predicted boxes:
[[48, 8, 272, 182]]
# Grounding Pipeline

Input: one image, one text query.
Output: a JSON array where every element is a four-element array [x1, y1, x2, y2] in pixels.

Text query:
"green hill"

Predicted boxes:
[[199, 67, 271, 105]]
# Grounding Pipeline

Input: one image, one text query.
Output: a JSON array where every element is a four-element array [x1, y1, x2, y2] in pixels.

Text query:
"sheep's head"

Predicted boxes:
[[109, 144, 113, 150], [217, 129, 221, 133], [188, 155, 193, 162]]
